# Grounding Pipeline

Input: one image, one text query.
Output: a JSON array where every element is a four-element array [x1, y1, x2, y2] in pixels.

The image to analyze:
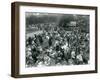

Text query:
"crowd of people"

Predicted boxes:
[[25, 23, 89, 67]]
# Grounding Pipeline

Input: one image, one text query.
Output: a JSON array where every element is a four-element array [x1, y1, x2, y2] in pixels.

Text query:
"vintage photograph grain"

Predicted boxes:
[[25, 12, 90, 67]]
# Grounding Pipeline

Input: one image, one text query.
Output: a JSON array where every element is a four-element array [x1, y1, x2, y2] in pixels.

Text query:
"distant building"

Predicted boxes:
[[67, 21, 77, 27]]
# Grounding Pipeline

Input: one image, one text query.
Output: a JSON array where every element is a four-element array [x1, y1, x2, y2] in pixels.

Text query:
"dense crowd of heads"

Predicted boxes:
[[26, 23, 89, 67]]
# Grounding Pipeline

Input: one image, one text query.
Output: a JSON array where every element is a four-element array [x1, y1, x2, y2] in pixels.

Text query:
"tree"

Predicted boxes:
[[59, 14, 76, 28], [76, 15, 89, 33]]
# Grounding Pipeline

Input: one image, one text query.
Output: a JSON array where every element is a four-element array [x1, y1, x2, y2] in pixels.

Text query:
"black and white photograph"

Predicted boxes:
[[25, 12, 90, 67]]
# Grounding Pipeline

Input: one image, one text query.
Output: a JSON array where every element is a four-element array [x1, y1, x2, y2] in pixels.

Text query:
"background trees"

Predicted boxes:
[[26, 13, 89, 33]]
